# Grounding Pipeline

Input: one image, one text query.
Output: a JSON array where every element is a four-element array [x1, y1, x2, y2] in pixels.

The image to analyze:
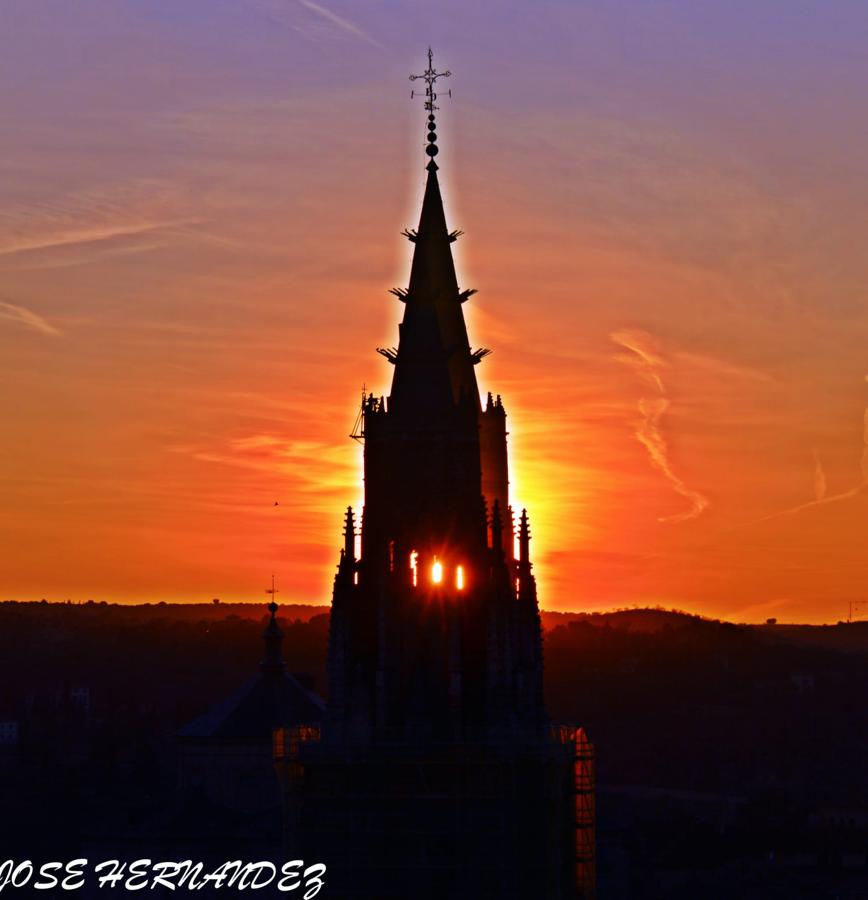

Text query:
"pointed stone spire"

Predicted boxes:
[[405, 163, 459, 307], [262, 599, 285, 675], [343, 506, 356, 562], [389, 51, 479, 420], [518, 508, 532, 569]]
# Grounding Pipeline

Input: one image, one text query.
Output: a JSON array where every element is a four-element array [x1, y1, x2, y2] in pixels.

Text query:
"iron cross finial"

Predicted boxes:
[[409, 47, 451, 104], [409, 47, 451, 162], [266, 574, 279, 616]]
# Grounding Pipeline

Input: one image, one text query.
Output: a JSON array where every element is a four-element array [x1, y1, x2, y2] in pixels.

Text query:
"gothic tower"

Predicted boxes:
[[325, 84, 546, 751], [275, 51, 589, 900]]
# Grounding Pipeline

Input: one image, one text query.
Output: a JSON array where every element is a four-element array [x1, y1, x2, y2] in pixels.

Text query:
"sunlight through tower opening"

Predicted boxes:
[[432, 560, 443, 584], [456, 565, 465, 590], [410, 550, 418, 587]]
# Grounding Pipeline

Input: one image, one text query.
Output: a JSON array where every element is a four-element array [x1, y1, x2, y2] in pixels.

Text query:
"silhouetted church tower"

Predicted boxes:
[[276, 50, 592, 900]]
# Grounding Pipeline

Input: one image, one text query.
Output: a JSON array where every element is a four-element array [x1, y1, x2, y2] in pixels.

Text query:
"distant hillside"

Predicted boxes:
[[5, 601, 700, 633], [1, 599, 329, 623], [540, 607, 712, 634], [748, 620, 868, 652], [0, 599, 865, 813], [541, 606, 868, 652], [2, 601, 865, 896], [7, 601, 866, 651]]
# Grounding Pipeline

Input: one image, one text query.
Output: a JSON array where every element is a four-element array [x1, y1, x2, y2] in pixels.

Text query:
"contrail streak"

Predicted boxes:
[[612, 329, 708, 523], [297, 0, 383, 47], [0, 299, 61, 337], [0, 219, 188, 257], [758, 375, 868, 522]]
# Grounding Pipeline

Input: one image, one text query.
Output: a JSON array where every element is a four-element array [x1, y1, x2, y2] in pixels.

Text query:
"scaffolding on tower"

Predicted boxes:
[[350, 386, 366, 442], [574, 727, 596, 900]]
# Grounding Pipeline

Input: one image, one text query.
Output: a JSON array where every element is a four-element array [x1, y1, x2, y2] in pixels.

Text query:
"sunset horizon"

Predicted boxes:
[[4, 3, 868, 627], [3, 9, 868, 898]]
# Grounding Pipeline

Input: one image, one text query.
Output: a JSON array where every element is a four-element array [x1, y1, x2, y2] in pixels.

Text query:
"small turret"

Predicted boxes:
[[518, 508, 532, 570], [343, 506, 356, 563]]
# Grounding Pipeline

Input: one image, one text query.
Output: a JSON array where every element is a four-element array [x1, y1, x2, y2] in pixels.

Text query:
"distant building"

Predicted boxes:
[[275, 53, 591, 900], [0, 719, 20, 772], [790, 672, 816, 693], [178, 602, 324, 814], [69, 686, 90, 714]]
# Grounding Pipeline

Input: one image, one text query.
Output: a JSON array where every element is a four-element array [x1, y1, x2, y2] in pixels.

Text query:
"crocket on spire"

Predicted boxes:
[[389, 49, 478, 419]]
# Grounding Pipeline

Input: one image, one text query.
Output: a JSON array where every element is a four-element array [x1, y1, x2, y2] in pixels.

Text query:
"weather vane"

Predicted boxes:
[[409, 47, 451, 160]]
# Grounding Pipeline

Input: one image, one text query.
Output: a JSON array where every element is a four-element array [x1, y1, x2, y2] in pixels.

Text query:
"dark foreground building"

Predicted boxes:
[[178, 602, 324, 817], [275, 53, 593, 900]]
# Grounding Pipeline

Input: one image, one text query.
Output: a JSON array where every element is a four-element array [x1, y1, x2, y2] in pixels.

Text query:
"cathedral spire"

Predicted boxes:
[[389, 50, 479, 418], [325, 50, 551, 764]]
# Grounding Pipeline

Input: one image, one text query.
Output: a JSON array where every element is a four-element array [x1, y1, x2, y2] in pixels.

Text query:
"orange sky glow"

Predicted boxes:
[[2, 2, 868, 624]]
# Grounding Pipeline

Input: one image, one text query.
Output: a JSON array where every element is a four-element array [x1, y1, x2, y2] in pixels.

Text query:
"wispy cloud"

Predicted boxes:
[[0, 180, 199, 274], [0, 220, 190, 258], [0, 238, 166, 273], [297, 0, 382, 46], [612, 329, 709, 523], [758, 375, 868, 521], [676, 351, 774, 384], [248, 0, 382, 47], [170, 432, 359, 504], [0, 299, 61, 337]]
